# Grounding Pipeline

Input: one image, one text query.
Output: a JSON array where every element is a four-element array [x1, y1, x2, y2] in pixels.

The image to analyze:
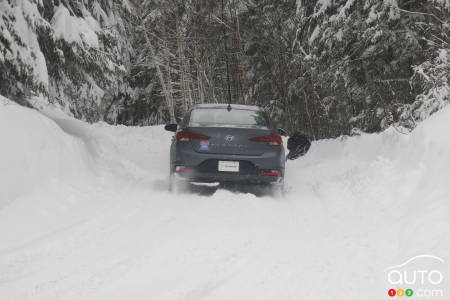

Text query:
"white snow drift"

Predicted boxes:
[[0, 96, 449, 299]]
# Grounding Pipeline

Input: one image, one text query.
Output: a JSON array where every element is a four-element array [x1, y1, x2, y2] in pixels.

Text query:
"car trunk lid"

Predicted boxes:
[[186, 127, 272, 156]]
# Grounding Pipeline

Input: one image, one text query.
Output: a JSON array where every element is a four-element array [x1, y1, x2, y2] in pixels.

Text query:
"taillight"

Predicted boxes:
[[260, 170, 281, 176], [249, 134, 282, 146], [176, 130, 210, 142]]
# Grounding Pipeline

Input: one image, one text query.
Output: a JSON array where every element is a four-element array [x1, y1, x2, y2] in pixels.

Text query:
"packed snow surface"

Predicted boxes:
[[0, 95, 449, 299]]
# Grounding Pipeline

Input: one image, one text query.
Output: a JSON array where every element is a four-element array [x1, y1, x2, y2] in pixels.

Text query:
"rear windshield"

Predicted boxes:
[[189, 108, 270, 128]]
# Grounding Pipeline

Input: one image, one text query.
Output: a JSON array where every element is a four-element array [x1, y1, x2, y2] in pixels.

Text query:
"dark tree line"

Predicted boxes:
[[1, 0, 448, 138], [125, 0, 448, 138]]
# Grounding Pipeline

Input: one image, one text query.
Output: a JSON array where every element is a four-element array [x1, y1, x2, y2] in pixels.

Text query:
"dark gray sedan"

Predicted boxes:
[[165, 104, 287, 193]]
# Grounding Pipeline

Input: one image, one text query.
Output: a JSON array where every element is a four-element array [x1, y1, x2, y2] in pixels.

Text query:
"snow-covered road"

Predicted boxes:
[[1, 96, 449, 299]]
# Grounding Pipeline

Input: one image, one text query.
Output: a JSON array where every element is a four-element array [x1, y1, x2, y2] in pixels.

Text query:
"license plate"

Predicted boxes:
[[218, 161, 239, 172]]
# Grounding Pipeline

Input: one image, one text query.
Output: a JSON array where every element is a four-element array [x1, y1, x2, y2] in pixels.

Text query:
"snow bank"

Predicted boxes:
[[0, 96, 91, 206], [0, 97, 449, 299]]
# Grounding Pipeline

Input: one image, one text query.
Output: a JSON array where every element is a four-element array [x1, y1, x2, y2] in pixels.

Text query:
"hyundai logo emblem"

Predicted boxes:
[[225, 135, 234, 142]]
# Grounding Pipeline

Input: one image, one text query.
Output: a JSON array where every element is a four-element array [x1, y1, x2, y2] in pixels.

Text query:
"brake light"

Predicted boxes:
[[176, 130, 210, 142], [249, 134, 282, 146], [260, 170, 281, 176]]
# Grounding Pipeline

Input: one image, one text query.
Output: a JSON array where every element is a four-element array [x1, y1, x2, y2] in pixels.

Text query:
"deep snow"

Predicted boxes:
[[0, 95, 449, 299]]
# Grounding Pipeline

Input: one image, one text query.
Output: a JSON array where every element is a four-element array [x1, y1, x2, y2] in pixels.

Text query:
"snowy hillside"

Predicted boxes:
[[1, 95, 449, 299]]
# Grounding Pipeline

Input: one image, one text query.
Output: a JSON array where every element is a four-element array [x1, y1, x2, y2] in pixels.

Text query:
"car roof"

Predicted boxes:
[[192, 104, 262, 111]]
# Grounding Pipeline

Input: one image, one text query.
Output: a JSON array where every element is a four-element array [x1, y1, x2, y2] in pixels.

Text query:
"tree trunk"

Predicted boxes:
[[222, 0, 232, 104], [143, 28, 175, 123], [163, 26, 176, 122], [232, 0, 251, 105], [194, 46, 204, 103], [312, 87, 321, 138], [176, 17, 188, 113], [185, 59, 193, 107]]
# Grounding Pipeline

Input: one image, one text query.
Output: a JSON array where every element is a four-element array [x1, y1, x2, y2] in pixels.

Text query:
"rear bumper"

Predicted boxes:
[[172, 157, 284, 184], [173, 170, 283, 184], [171, 143, 285, 185]]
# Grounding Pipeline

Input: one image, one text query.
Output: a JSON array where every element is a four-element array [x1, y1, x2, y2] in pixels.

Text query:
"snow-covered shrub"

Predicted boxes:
[[400, 48, 449, 129]]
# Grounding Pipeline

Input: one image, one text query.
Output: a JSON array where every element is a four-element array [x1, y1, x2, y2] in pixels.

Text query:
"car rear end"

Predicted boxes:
[[169, 105, 285, 187]]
